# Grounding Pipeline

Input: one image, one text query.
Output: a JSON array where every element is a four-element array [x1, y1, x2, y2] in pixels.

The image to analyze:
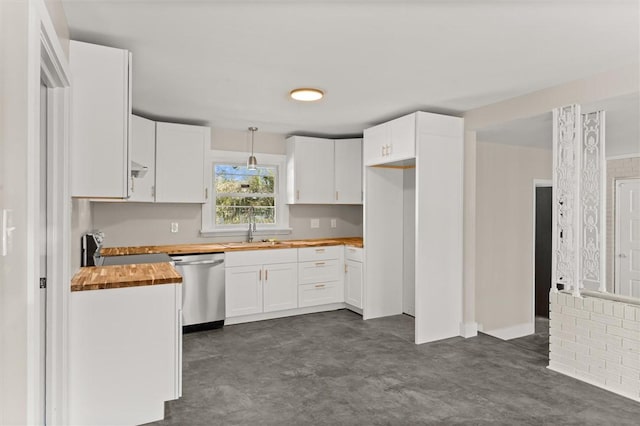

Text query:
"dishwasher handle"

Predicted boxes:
[[173, 259, 224, 267]]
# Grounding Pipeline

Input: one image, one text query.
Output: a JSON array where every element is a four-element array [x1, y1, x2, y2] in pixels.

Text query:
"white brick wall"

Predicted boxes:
[[549, 291, 640, 401], [605, 157, 640, 292]]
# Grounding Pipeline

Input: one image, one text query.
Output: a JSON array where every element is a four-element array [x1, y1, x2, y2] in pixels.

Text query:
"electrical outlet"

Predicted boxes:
[[330, 218, 337, 228], [170, 222, 179, 233], [310, 218, 320, 229]]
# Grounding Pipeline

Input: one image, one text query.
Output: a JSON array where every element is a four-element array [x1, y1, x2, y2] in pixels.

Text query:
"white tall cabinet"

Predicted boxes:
[[363, 111, 464, 344], [70, 40, 132, 198]]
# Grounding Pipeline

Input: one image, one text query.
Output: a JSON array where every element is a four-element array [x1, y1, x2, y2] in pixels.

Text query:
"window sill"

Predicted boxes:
[[199, 227, 293, 238]]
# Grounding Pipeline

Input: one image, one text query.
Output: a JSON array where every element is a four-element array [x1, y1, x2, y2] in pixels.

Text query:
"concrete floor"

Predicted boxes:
[[150, 310, 640, 425]]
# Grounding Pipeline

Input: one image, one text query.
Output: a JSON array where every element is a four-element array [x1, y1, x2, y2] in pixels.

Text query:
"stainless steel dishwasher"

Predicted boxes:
[[171, 253, 225, 332]]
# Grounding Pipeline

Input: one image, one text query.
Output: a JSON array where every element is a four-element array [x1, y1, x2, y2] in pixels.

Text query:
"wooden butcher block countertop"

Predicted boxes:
[[100, 237, 363, 256], [71, 262, 182, 292]]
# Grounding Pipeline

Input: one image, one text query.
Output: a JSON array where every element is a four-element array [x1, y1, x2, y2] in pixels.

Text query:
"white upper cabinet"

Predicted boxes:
[[363, 113, 416, 166], [70, 41, 132, 198], [286, 136, 335, 204], [155, 122, 209, 203], [129, 115, 156, 202], [334, 139, 362, 204], [287, 136, 362, 205]]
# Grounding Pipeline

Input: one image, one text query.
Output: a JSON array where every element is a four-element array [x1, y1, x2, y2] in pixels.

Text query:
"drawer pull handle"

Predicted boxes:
[[265, 270, 268, 280], [315, 248, 325, 253], [315, 284, 325, 288], [315, 262, 325, 266], [259, 269, 262, 281]]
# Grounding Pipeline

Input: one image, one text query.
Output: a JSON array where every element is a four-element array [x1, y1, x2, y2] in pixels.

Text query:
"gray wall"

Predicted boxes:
[[93, 202, 362, 247]]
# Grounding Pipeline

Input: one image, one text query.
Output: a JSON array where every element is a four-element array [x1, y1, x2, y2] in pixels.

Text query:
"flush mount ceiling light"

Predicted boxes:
[[290, 88, 324, 102], [247, 126, 258, 170]]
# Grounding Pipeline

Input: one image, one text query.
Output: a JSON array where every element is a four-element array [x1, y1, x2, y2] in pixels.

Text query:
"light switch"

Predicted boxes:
[[330, 218, 337, 228], [310, 218, 320, 229], [171, 222, 179, 233]]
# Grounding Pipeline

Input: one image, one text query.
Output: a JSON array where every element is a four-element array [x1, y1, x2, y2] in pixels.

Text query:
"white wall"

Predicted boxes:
[[0, 1, 69, 424], [475, 141, 552, 333]]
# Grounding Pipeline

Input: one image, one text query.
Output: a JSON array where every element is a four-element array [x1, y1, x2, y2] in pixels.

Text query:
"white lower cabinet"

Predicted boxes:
[[225, 249, 298, 318], [299, 281, 342, 307], [263, 263, 298, 312], [225, 265, 263, 317], [345, 259, 363, 309], [69, 284, 181, 426], [297, 246, 344, 308], [345, 247, 364, 309]]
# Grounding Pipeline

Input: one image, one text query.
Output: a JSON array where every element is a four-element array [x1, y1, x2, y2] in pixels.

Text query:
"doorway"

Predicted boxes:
[[534, 182, 552, 318], [615, 178, 640, 297]]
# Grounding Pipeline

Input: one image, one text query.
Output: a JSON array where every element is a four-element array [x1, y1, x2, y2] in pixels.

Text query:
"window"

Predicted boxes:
[[214, 164, 276, 225], [201, 150, 290, 236]]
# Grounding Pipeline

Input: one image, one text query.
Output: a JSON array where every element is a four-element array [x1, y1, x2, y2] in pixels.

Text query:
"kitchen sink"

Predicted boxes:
[[222, 241, 286, 249]]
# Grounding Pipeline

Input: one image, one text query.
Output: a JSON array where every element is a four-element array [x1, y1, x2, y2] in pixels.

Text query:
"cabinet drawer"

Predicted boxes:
[[298, 259, 342, 284], [298, 281, 343, 307], [344, 246, 363, 262], [298, 245, 342, 262], [225, 248, 297, 267]]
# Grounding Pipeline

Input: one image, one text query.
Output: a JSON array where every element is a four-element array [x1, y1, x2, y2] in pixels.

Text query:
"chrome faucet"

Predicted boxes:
[[247, 206, 256, 242]]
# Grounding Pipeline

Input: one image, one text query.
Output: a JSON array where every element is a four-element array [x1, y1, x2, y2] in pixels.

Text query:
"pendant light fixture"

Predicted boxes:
[[247, 126, 258, 170]]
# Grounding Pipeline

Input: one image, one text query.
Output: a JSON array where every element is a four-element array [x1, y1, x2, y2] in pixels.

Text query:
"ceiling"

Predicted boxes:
[[476, 92, 640, 157], [62, 0, 639, 137]]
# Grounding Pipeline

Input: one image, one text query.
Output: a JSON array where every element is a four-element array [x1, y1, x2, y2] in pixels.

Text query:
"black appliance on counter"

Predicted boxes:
[[81, 231, 104, 267]]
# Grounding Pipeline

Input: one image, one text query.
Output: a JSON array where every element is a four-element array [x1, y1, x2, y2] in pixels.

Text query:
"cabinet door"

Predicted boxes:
[[128, 115, 156, 202], [225, 265, 263, 318], [289, 137, 334, 203], [388, 113, 416, 162], [334, 138, 362, 204], [70, 41, 131, 198], [345, 260, 363, 308], [363, 123, 388, 166], [263, 262, 298, 313], [155, 122, 208, 203]]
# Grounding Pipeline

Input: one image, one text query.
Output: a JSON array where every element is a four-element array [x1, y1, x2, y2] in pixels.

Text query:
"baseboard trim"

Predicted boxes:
[[547, 365, 640, 403], [459, 322, 478, 338], [483, 322, 534, 340], [225, 303, 346, 325]]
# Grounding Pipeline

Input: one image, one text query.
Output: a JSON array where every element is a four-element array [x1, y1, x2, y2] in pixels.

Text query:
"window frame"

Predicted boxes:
[[201, 150, 291, 237]]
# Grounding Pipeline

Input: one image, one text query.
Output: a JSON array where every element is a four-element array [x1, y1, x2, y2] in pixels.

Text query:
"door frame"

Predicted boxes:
[[532, 179, 553, 325], [28, 1, 71, 424], [614, 177, 640, 295]]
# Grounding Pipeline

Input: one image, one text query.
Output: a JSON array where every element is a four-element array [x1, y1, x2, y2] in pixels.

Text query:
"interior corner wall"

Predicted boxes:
[[475, 141, 552, 333]]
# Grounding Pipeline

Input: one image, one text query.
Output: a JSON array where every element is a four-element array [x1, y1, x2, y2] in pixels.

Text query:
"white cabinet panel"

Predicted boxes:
[[363, 113, 416, 166], [299, 281, 343, 307], [155, 122, 208, 203], [225, 265, 263, 317], [345, 259, 363, 309], [298, 245, 342, 262], [363, 123, 389, 166], [286, 136, 334, 203], [263, 263, 298, 313], [298, 259, 342, 284], [225, 248, 298, 268], [70, 41, 131, 198], [335, 138, 362, 204], [345, 246, 363, 262], [129, 115, 156, 202], [69, 284, 180, 425]]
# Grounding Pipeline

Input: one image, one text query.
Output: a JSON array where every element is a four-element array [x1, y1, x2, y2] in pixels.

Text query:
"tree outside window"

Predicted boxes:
[[214, 164, 277, 225]]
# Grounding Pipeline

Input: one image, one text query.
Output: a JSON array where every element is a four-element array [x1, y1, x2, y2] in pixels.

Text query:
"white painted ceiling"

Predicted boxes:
[[476, 93, 640, 157], [62, 0, 639, 137]]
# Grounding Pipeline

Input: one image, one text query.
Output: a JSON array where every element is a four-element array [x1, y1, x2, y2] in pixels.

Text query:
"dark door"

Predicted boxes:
[[535, 187, 552, 318]]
